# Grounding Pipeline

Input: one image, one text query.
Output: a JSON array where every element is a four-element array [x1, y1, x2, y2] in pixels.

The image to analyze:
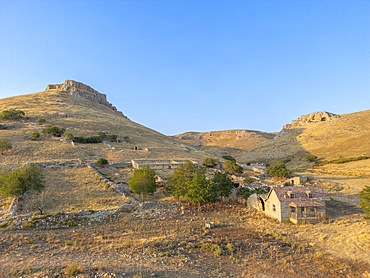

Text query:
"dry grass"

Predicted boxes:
[[19, 167, 128, 214], [0, 203, 369, 277]]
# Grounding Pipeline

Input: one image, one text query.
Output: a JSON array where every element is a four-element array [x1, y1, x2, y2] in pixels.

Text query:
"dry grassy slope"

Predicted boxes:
[[172, 130, 275, 158], [240, 110, 370, 170], [0, 89, 208, 168]]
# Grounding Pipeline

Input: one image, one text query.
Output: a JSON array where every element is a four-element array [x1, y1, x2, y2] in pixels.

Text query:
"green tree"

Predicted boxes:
[[168, 161, 204, 201], [267, 161, 291, 178], [223, 160, 243, 174], [0, 109, 25, 120], [0, 164, 45, 198], [128, 167, 157, 201], [0, 139, 12, 154], [359, 186, 370, 219], [212, 172, 234, 198], [185, 172, 217, 209]]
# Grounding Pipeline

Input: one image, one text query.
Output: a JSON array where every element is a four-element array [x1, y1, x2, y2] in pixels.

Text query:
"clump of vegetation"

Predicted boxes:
[[0, 109, 25, 120], [244, 177, 255, 184], [267, 161, 291, 178], [359, 186, 370, 219], [223, 160, 243, 174], [43, 125, 66, 137], [212, 172, 234, 199], [63, 132, 74, 140], [307, 154, 318, 162], [0, 124, 7, 130], [36, 118, 46, 125], [238, 187, 267, 201], [202, 157, 219, 168], [0, 139, 12, 154], [315, 155, 370, 166], [128, 167, 157, 201], [222, 155, 236, 162], [0, 163, 45, 198], [64, 262, 84, 277], [31, 132, 41, 140], [96, 158, 109, 167], [67, 131, 118, 144]]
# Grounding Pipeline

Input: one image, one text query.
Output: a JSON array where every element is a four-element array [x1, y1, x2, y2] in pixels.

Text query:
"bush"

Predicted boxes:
[[96, 158, 108, 167], [36, 118, 46, 125], [267, 161, 291, 178], [31, 132, 40, 140], [64, 132, 74, 140], [0, 109, 25, 120], [64, 262, 84, 277], [0, 124, 6, 130], [244, 177, 255, 184], [0, 139, 12, 154], [202, 158, 219, 168], [359, 186, 370, 219], [43, 125, 66, 137], [222, 155, 236, 162]]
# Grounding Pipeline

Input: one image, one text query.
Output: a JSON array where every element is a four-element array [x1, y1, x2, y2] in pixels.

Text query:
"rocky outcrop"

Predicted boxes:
[[283, 111, 340, 129], [46, 80, 117, 111]]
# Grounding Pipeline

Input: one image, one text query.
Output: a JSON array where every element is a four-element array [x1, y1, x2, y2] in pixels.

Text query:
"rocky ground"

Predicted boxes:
[[1, 202, 369, 278]]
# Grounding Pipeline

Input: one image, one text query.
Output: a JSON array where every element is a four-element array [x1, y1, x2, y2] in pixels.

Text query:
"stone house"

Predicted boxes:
[[251, 186, 329, 224]]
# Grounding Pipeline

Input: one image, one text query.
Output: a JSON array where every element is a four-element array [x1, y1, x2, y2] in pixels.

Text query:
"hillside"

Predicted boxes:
[[172, 130, 275, 159], [0, 80, 208, 169], [238, 110, 370, 172]]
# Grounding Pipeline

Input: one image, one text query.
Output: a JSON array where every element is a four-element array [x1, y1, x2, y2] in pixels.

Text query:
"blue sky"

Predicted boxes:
[[1, 0, 369, 135]]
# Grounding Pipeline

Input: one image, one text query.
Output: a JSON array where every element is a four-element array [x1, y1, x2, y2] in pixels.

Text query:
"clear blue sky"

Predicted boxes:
[[1, 0, 369, 135]]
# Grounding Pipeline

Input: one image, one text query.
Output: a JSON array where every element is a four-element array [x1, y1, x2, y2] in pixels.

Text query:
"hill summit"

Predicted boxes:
[[46, 80, 117, 111]]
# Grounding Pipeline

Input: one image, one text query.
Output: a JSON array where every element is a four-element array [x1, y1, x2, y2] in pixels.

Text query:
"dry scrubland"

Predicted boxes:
[[1, 203, 369, 278], [0, 90, 207, 168], [1, 86, 370, 277]]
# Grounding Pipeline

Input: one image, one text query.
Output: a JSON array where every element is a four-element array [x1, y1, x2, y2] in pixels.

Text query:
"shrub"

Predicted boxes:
[[96, 158, 108, 167], [359, 186, 370, 219], [63, 132, 74, 140], [0, 109, 25, 120], [202, 158, 219, 167], [64, 262, 84, 277], [0, 139, 12, 154], [36, 118, 46, 125], [0, 124, 6, 130], [31, 132, 40, 140], [222, 155, 236, 162], [43, 125, 66, 137], [307, 154, 318, 162]]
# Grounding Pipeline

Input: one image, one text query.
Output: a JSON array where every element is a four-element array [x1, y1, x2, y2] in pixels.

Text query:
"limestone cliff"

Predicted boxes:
[[283, 111, 340, 129], [46, 80, 117, 111]]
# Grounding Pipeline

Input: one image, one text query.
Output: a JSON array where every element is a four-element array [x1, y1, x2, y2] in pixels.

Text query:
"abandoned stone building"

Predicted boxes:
[[248, 186, 330, 224]]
